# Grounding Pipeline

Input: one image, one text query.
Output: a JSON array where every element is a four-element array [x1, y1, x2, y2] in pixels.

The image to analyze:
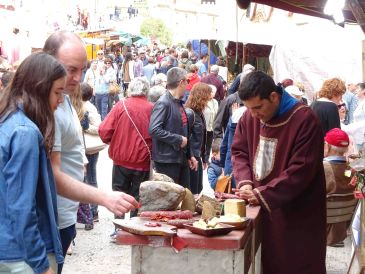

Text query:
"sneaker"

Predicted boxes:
[[66, 245, 73, 255], [110, 230, 118, 238], [85, 224, 94, 231], [93, 213, 99, 223], [109, 229, 120, 243]]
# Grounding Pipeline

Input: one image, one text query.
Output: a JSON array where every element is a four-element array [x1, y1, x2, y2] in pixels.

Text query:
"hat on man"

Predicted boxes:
[[325, 128, 349, 147], [286, 85, 304, 96]]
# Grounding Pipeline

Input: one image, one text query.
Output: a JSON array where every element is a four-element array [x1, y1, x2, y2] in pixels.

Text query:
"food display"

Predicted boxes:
[[184, 219, 234, 236], [180, 188, 196, 213], [166, 219, 194, 228], [224, 199, 246, 217], [217, 214, 249, 230], [214, 192, 243, 201], [196, 194, 221, 215], [219, 213, 243, 223], [144, 222, 162, 227], [192, 218, 223, 229], [139, 210, 194, 221]]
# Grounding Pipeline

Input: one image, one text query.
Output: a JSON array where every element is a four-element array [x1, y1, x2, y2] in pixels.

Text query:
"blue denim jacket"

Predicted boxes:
[[0, 107, 64, 274]]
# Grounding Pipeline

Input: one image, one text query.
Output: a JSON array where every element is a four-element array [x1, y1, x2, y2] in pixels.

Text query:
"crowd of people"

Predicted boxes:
[[0, 29, 363, 274]]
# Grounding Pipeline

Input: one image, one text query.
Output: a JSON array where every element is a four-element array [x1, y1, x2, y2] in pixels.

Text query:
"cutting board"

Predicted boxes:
[[113, 217, 177, 237]]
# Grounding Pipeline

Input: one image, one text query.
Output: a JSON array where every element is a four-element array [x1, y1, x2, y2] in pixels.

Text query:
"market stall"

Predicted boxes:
[[115, 195, 262, 274]]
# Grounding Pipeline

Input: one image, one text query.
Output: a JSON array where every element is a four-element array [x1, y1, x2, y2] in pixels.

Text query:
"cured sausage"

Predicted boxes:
[[139, 210, 193, 220], [167, 219, 193, 228], [144, 222, 162, 227], [214, 192, 244, 201]]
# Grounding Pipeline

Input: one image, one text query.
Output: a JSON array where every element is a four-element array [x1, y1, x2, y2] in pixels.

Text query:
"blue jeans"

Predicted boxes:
[[95, 93, 109, 120], [86, 153, 99, 216], [58, 224, 76, 274]]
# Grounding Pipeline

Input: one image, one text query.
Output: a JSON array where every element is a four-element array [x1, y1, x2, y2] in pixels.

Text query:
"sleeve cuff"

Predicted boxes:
[[236, 180, 253, 189], [253, 188, 271, 213]]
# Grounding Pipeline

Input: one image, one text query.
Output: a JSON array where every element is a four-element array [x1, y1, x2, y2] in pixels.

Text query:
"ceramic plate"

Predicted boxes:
[[218, 217, 250, 230]]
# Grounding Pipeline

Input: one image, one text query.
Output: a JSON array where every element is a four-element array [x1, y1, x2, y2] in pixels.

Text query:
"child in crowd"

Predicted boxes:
[[207, 139, 223, 190]]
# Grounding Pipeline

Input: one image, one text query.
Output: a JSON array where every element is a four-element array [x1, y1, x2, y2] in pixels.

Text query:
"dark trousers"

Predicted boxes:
[[205, 131, 214, 162], [85, 153, 99, 216], [189, 156, 203, 194], [58, 224, 76, 274], [108, 93, 120, 112], [154, 161, 191, 190], [112, 165, 149, 217]]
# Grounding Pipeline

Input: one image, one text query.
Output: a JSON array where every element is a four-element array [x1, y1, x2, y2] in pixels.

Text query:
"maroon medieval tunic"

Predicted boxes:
[[232, 103, 326, 274]]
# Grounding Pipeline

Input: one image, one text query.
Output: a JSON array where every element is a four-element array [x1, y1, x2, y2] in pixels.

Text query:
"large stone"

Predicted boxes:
[[152, 173, 174, 183], [139, 181, 186, 212]]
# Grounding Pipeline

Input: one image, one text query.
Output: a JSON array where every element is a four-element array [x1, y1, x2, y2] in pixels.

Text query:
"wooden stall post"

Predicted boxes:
[[362, 40, 365, 81], [208, 40, 211, 71]]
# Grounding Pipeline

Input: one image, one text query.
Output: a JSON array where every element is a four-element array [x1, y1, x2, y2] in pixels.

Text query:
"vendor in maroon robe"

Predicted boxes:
[[231, 71, 326, 274]]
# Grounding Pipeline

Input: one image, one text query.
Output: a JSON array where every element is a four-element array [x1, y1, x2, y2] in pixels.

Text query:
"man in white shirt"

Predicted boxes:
[[43, 31, 139, 273]]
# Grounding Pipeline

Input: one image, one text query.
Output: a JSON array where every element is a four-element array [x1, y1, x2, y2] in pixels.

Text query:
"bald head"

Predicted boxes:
[[43, 31, 87, 94]]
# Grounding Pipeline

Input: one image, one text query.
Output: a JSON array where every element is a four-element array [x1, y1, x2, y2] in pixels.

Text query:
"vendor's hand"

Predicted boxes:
[[234, 185, 253, 200], [180, 136, 188, 148], [188, 156, 198, 171], [103, 191, 140, 216], [42, 268, 55, 274]]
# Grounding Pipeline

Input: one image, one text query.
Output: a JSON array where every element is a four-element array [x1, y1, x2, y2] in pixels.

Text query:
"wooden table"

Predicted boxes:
[[116, 206, 262, 274]]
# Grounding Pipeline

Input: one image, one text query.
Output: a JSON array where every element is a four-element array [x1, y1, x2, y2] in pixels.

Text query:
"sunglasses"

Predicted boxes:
[[105, 62, 111, 64], [97, 53, 104, 55], [337, 103, 346, 109]]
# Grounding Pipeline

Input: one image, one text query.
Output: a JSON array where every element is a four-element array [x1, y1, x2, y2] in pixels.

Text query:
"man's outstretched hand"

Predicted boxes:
[[103, 191, 140, 216]]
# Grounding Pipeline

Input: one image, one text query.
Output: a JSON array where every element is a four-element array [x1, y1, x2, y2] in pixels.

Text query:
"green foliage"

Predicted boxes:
[[140, 17, 172, 46]]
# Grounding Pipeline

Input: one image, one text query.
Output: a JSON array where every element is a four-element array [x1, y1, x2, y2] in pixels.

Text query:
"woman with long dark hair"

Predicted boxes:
[[0, 52, 66, 274], [185, 82, 212, 194]]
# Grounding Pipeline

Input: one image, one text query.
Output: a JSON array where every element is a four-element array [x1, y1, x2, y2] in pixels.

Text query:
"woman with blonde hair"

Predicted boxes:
[[185, 82, 212, 194]]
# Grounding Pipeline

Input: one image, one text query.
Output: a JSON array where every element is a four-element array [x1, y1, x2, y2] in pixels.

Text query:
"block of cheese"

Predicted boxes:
[[224, 199, 246, 217]]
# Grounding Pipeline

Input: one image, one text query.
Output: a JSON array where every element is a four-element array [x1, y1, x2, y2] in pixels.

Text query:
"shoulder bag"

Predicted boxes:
[[109, 81, 121, 95], [122, 99, 154, 179], [82, 131, 107, 155]]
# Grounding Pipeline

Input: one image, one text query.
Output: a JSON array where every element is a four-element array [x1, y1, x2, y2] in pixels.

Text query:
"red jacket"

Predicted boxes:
[[99, 96, 153, 171], [186, 72, 200, 91]]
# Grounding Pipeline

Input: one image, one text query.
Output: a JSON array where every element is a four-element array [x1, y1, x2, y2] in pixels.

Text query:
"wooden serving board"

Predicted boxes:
[[113, 217, 177, 237]]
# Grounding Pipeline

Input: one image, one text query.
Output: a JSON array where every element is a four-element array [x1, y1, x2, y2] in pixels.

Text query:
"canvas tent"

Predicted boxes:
[[269, 19, 363, 101]]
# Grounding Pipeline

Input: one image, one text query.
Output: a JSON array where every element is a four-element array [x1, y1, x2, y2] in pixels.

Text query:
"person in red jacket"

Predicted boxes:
[[99, 77, 153, 218]]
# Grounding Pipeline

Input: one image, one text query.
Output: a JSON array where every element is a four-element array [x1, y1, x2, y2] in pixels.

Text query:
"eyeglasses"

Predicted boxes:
[[337, 103, 346, 109]]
